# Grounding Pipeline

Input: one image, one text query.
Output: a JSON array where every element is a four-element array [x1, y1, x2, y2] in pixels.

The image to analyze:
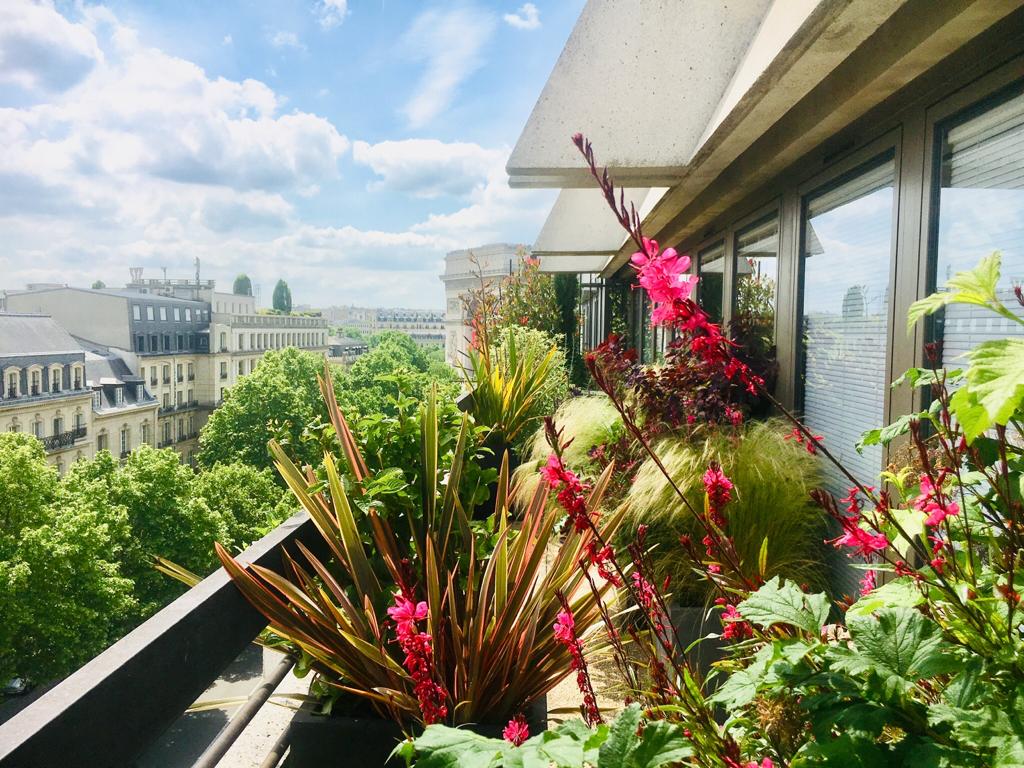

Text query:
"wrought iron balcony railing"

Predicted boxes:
[[41, 426, 87, 451]]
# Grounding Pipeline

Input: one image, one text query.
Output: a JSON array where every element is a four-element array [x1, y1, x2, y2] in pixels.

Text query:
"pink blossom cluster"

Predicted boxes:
[[540, 454, 592, 533], [830, 487, 888, 558], [912, 471, 959, 527], [784, 426, 824, 455], [553, 606, 602, 726], [584, 541, 622, 587], [502, 713, 529, 746], [630, 238, 697, 325], [717, 600, 753, 641], [388, 593, 448, 725], [703, 464, 733, 526]]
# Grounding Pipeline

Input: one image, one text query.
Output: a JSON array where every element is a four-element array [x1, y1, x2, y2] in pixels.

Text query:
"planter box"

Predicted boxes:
[[285, 695, 547, 767], [662, 606, 724, 683]]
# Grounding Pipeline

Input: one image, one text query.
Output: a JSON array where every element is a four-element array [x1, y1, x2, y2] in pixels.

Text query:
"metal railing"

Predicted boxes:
[[0, 512, 324, 768], [41, 426, 87, 451]]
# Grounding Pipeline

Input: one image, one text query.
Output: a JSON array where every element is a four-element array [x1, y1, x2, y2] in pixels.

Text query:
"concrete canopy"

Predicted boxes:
[[532, 187, 666, 273], [507, 0, 775, 188]]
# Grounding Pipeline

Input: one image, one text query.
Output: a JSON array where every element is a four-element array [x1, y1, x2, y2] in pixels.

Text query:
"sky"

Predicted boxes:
[[0, 0, 584, 309]]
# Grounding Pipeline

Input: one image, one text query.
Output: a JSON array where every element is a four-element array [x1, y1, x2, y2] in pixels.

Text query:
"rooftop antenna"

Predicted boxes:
[[194, 257, 200, 286], [161, 266, 167, 282], [129, 267, 143, 283]]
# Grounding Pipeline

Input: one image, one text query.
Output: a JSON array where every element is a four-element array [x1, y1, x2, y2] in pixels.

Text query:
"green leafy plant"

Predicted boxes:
[[218, 371, 626, 730], [398, 704, 691, 767]]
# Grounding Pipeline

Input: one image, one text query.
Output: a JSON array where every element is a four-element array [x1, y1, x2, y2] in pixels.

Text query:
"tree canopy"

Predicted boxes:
[[233, 273, 253, 296], [272, 279, 292, 313], [91, 280, 106, 289], [0, 434, 135, 684]]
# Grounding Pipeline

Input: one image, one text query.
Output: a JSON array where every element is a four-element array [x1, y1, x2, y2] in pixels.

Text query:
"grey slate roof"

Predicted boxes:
[[0, 313, 82, 356]]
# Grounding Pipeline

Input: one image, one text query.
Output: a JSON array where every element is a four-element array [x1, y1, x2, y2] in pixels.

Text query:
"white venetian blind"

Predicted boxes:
[[801, 158, 896, 498], [936, 89, 1024, 368]]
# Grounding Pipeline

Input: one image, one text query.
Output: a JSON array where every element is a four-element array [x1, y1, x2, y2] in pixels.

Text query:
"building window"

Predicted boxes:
[[97, 432, 107, 451], [219, 332, 227, 351], [174, 307, 181, 321], [800, 154, 896, 496], [697, 240, 726, 324], [53, 416, 62, 435], [187, 362, 194, 380], [150, 334, 158, 352], [74, 411, 84, 430], [29, 369, 41, 396], [93, 391, 102, 409], [162, 334, 171, 351], [163, 422, 171, 444], [930, 88, 1024, 368], [120, 427, 129, 456], [187, 388, 194, 403], [133, 304, 142, 321], [73, 366, 82, 389], [50, 367, 61, 393], [146, 306, 154, 321], [220, 362, 227, 379], [115, 387, 124, 405], [6, 371, 17, 398], [238, 360, 245, 376], [163, 392, 170, 407], [176, 363, 183, 382], [162, 364, 170, 384], [141, 422, 150, 444], [185, 308, 192, 322], [137, 334, 146, 352], [177, 334, 184, 350], [159, 306, 167, 321], [32, 419, 43, 438], [733, 214, 780, 355], [177, 419, 184, 440], [176, 390, 183, 406]]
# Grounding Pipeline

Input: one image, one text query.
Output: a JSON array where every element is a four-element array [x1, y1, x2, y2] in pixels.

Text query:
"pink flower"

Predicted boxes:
[[721, 603, 753, 640], [912, 473, 959, 527], [503, 713, 529, 746], [553, 609, 575, 645], [539, 454, 564, 487], [584, 541, 622, 587], [630, 239, 696, 326], [387, 594, 428, 636], [703, 464, 734, 513], [859, 569, 876, 596], [832, 525, 889, 558]]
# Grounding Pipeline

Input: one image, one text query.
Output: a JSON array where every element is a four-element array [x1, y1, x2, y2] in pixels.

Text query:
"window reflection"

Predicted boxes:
[[801, 157, 895, 497], [732, 215, 779, 394], [697, 241, 725, 323], [934, 89, 1024, 366]]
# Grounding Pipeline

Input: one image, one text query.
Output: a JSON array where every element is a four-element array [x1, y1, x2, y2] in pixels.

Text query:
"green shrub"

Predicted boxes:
[[490, 326, 570, 446], [618, 419, 828, 605]]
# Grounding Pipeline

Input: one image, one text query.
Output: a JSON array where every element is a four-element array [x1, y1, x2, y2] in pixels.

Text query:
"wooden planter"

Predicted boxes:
[[285, 695, 547, 767]]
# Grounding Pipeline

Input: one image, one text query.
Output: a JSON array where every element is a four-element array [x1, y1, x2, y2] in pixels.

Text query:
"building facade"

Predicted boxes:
[[0, 314, 158, 473], [509, 0, 1024, 497], [6, 273, 329, 465], [440, 243, 526, 365]]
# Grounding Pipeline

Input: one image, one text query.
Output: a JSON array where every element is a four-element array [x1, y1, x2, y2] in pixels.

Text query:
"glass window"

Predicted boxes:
[[932, 88, 1024, 366], [800, 155, 896, 497], [159, 307, 167, 321], [146, 306, 154, 321], [185, 308, 192, 322], [697, 241, 726, 324], [133, 305, 141, 321], [733, 214, 779, 344], [174, 307, 181, 321]]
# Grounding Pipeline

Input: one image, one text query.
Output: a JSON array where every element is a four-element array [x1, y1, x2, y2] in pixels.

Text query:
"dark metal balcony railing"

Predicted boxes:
[[41, 426, 87, 451], [0, 512, 325, 767]]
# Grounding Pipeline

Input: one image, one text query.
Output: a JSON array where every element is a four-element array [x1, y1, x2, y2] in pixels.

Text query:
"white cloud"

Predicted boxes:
[[268, 30, 304, 51], [315, 0, 348, 30], [0, 0, 104, 93], [401, 7, 497, 129], [222, 34, 233, 45], [352, 139, 506, 199], [503, 3, 540, 30], [0, 3, 549, 309]]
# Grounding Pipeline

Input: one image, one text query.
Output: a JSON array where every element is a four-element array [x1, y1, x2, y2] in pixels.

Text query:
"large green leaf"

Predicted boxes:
[[393, 726, 507, 768], [830, 607, 958, 698], [628, 720, 692, 767], [939, 691, 1024, 768], [960, 337, 1024, 435], [906, 251, 1003, 334], [736, 576, 830, 634], [598, 704, 643, 768], [845, 578, 923, 620]]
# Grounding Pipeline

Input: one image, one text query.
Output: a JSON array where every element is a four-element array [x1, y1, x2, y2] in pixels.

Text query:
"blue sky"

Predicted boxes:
[[0, 0, 584, 308]]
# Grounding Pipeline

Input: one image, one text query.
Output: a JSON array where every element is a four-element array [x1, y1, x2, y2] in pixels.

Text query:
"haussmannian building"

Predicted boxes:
[[5, 272, 329, 466]]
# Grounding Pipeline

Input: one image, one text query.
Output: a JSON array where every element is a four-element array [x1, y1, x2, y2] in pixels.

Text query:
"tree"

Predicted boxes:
[[272, 279, 292, 313], [198, 348, 340, 472], [63, 446, 226, 617], [191, 463, 295, 551], [0, 434, 134, 684], [233, 273, 253, 296], [91, 280, 106, 289]]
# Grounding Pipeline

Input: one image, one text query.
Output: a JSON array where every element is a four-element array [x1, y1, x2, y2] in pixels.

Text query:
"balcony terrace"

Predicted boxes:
[[0, 513, 326, 768]]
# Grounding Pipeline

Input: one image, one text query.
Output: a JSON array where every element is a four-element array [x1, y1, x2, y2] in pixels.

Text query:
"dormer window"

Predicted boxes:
[[30, 369, 41, 396], [73, 366, 83, 389], [93, 391, 102, 409], [115, 387, 124, 406], [5, 370, 18, 399]]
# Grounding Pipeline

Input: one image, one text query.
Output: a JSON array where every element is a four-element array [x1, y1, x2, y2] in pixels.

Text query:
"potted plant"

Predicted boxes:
[[218, 373, 625, 765]]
